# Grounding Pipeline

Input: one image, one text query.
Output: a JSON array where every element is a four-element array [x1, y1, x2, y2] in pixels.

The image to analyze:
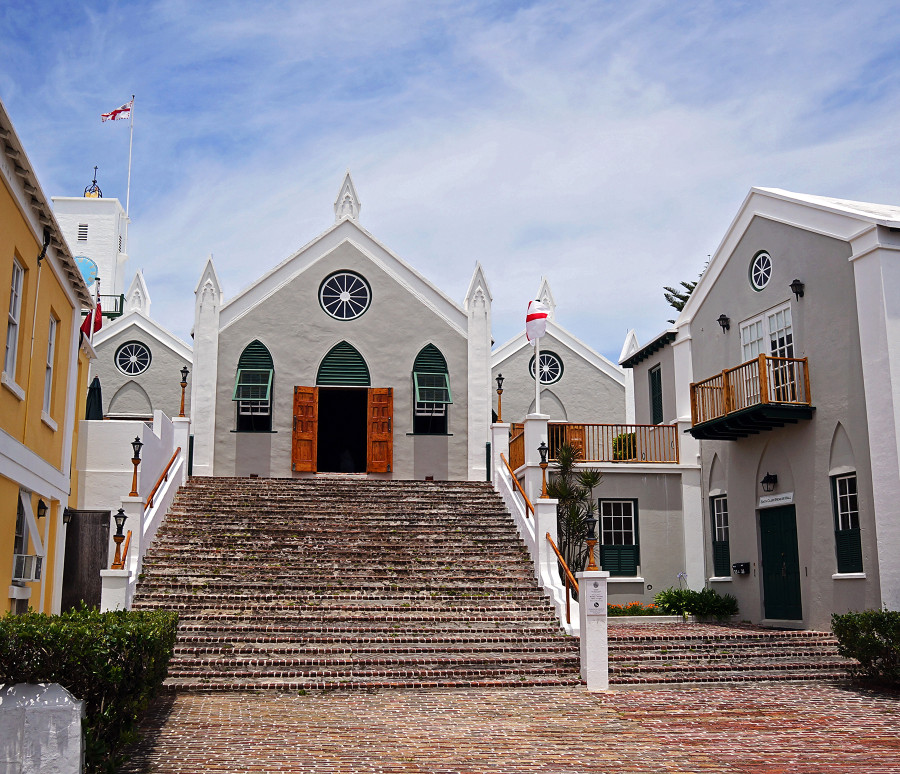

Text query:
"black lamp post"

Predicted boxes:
[[179, 366, 189, 418], [584, 516, 599, 571], [495, 373, 504, 423], [760, 472, 778, 493], [538, 440, 549, 498], [130, 436, 143, 497], [111, 508, 128, 569], [717, 314, 730, 333]]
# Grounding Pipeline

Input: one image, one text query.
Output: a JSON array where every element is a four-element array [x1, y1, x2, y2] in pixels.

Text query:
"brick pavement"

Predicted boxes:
[[120, 682, 900, 773]]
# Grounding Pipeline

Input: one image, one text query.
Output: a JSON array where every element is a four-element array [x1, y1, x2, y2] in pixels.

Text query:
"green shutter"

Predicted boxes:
[[712, 540, 731, 577], [234, 341, 273, 402], [835, 529, 863, 573], [600, 545, 639, 577], [317, 341, 371, 386], [413, 344, 451, 403], [650, 366, 663, 425], [238, 340, 274, 370]]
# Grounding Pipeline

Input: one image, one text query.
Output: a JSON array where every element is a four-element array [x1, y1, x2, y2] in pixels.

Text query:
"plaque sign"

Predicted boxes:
[[584, 578, 607, 617]]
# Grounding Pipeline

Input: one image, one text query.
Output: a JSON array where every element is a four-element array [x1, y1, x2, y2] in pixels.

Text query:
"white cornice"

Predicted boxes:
[[219, 218, 467, 335], [91, 310, 192, 360], [492, 320, 625, 385]]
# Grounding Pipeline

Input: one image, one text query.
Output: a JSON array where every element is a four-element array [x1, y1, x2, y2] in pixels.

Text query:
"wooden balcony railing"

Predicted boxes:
[[547, 423, 679, 464], [690, 354, 811, 426]]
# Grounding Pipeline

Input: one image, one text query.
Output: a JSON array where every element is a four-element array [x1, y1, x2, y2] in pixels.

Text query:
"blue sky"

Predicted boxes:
[[3, 0, 900, 361]]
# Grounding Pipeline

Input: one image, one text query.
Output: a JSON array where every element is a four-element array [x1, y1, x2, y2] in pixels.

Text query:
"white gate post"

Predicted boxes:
[[577, 569, 610, 690]]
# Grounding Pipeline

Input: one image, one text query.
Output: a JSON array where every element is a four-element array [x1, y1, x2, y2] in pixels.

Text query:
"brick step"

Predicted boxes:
[[132, 598, 556, 613], [163, 674, 582, 691], [173, 641, 577, 657], [133, 590, 547, 603], [609, 649, 849, 665], [137, 612, 561, 629], [609, 664, 850, 684], [172, 627, 569, 643], [165, 662, 579, 680]]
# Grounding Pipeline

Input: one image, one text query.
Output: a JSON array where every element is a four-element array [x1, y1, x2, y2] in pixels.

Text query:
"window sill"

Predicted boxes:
[[1, 372, 25, 401], [832, 572, 866, 580], [41, 411, 58, 432], [607, 576, 645, 583], [708, 576, 733, 582], [406, 433, 454, 436], [230, 430, 277, 434]]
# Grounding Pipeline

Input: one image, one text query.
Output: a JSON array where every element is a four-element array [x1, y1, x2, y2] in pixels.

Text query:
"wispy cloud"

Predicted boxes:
[[3, 0, 900, 359]]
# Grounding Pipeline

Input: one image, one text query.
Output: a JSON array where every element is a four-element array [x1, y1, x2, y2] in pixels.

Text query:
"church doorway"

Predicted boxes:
[[317, 388, 367, 473], [292, 386, 393, 474]]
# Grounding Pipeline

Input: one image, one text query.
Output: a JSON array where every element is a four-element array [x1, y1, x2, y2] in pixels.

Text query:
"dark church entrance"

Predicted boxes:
[[317, 388, 368, 473]]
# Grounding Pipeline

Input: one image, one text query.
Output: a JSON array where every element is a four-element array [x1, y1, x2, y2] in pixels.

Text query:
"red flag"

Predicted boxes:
[[80, 299, 102, 337], [101, 100, 133, 122]]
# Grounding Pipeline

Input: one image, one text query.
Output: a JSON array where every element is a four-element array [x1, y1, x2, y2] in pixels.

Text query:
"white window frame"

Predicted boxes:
[[43, 316, 57, 415], [835, 474, 859, 531], [5, 260, 24, 379], [740, 302, 793, 362], [599, 500, 636, 546], [712, 496, 729, 542]]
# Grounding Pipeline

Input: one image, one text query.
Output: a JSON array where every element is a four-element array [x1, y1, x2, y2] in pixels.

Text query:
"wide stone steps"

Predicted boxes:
[[131, 476, 581, 690]]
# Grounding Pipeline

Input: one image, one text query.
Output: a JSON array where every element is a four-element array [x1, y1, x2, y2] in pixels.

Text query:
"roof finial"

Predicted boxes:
[[84, 166, 102, 198], [334, 170, 360, 222]]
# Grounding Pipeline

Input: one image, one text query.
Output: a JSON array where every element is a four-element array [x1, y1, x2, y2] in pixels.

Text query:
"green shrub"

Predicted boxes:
[[0, 607, 178, 773], [612, 432, 636, 461], [653, 586, 738, 620], [832, 609, 900, 685]]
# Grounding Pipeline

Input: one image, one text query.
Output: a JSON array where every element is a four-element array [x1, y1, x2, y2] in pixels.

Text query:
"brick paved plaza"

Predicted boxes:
[[121, 682, 900, 773]]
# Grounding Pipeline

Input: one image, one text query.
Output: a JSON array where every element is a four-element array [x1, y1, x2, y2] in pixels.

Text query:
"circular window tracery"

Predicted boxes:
[[319, 271, 372, 320], [115, 341, 152, 375], [529, 351, 564, 384], [750, 251, 773, 291]]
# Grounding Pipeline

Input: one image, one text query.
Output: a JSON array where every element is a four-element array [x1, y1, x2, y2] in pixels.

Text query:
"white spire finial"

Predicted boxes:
[[537, 277, 556, 321], [334, 171, 361, 222]]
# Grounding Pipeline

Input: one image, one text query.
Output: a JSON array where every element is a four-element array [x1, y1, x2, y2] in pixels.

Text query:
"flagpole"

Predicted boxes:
[[125, 95, 134, 217], [534, 334, 541, 416], [90, 278, 100, 346]]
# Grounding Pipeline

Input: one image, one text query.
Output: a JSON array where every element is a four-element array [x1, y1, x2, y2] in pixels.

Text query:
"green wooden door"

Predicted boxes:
[[759, 505, 802, 620]]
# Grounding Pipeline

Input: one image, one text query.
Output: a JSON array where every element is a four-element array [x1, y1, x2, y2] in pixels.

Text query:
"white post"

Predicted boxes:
[[172, 417, 191, 484], [534, 337, 541, 416], [577, 569, 610, 690], [490, 422, 510, 484], [523, 413, 549, 504], [99, 570, 130, 612], [125, 96, 134, 217]]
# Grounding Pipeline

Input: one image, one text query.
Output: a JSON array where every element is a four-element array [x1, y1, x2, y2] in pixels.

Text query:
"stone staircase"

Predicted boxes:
[[131, 476, 582, 691], [608, 623, 852, 685]]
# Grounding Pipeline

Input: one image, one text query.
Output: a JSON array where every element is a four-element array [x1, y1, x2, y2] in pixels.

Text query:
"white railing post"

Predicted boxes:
[[172, 417, 191, 484], [535, 497, 578, 634], [577, 569, 610, 690], [490, 422, 510, 485], [523, 413, 549, 504]]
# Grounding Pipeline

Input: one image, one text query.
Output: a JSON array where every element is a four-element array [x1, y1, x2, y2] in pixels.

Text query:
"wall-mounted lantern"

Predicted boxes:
[[36, 499, 48, 519], [790, 278, 805, 301], [760, 472, 778, 493], [717, 314, 730, 333]]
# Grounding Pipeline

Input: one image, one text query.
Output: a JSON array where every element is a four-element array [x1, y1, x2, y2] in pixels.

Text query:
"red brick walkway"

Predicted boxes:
[[120, 682, 900, 773]]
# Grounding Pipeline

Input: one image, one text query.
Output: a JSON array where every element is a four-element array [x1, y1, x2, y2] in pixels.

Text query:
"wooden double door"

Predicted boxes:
[[292, 386, 392, 474]]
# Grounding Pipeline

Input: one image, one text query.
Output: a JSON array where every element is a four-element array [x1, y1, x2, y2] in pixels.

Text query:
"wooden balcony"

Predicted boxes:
[[548, 422, 679, 464], [690, 354, 814, 440]]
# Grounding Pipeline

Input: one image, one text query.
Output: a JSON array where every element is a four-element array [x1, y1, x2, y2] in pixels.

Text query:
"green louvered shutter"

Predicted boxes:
[[712, 540, 731, 577], [835, 529, 863, 574], [600, 545, 639, 577], [238, 340, 274, 370], [317, 341, 371, 386]]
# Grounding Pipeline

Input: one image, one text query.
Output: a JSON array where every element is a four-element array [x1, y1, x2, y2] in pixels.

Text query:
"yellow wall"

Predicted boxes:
[[2, 160, 86, 614]]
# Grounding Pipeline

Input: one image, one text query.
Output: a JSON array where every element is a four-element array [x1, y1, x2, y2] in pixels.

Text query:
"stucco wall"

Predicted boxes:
[[629, 343, 677, 426], [93, 322, 191, 419], [213, 239, 469, 480], [492, 333, 625, 425], [589, 469, 684, 606], [691, 216, 877, 629]]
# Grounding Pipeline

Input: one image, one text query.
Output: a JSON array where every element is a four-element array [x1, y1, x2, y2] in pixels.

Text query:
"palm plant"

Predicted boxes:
[[546, 441, 602, 591]]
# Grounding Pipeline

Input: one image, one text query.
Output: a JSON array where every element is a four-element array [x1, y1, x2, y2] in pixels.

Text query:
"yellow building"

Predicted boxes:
[[1, 98, 94, 614]]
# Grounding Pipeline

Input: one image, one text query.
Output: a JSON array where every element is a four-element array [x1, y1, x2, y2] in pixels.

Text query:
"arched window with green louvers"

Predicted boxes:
[[316, 341, 371, 386], [412, 344, 451, 434], [233, 340, 274, 432]]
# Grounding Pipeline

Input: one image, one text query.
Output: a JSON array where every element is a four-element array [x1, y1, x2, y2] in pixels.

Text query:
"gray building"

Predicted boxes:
[[623, 187, 900, 629]]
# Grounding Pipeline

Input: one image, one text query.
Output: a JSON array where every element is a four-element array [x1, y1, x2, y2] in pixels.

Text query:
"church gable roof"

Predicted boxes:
[[92, 308, 192, 361], [219, 215, 468, 336]]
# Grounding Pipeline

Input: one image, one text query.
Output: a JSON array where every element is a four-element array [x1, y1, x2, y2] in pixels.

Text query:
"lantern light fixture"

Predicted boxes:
[[717, 314, 731, 333], [790, 278, 805, 301], [760, 472, 778, 493], [36, 499, 48, 519]]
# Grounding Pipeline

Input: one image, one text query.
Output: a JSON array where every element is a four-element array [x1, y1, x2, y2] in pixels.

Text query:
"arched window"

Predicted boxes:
[[233, 340, 274, 432], [412, 344, 451, 434], [316, 341, 371, 385]]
